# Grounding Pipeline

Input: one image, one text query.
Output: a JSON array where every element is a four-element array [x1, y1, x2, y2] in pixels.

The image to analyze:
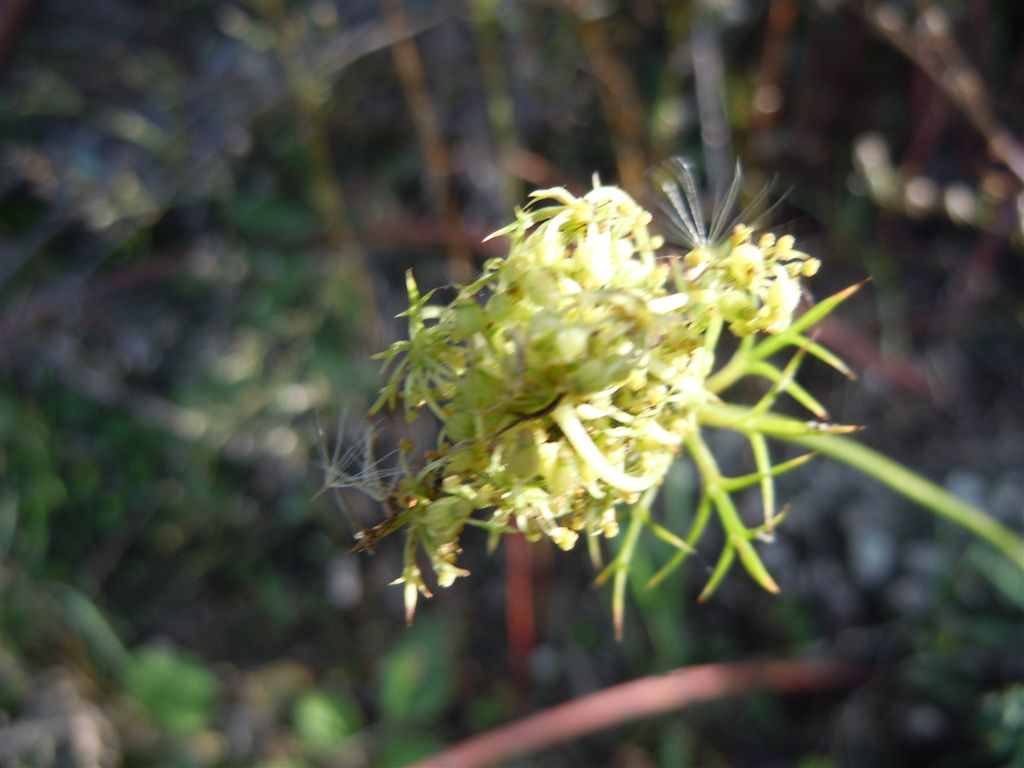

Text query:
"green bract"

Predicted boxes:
[[355, 176, 851, 631]]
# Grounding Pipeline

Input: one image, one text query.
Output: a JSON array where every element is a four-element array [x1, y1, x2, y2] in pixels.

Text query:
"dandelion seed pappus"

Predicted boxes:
[[314, 409, 402, 533], [647, 157, 820, 336], [649, 158, 782, 264]]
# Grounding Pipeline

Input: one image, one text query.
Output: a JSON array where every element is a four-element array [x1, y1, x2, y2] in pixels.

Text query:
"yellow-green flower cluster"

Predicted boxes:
[[366, 179, 817, 619], [679, 227, 821, 336]]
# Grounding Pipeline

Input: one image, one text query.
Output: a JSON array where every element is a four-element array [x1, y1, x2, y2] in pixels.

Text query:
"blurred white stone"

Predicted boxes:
[[326, 554, 363, 609]]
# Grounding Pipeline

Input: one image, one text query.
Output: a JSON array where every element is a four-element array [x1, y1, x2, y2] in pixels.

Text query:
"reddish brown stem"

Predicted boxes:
[[411, 659, 859, 768], [504, 533, 534, 698]]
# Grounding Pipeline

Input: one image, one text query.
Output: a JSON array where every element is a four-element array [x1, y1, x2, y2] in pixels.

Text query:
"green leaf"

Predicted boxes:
[[749, 432, 774, 527], [50, 583, 132, 674], [293, 689, 363, 750], [720, 452, 817, 492], [378, 617, 454, 724], [222, 191, 320, 243], [748, 361, 828, 420], [125, 647, 219, 736]]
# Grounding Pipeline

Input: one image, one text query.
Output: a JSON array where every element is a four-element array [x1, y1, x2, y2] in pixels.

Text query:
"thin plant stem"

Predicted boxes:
[[646, 491, 713, 590], [409, 660, 860, 768], [720, 451, 817, 492], [262, 4, 384, 348], [612, 487, 657, 640], [700, 403, 1024, 573], [685, 432, 779, 596], [860, 3, 1024, 185], [468, 0, 523, 208], [706, 335, 754, 393]]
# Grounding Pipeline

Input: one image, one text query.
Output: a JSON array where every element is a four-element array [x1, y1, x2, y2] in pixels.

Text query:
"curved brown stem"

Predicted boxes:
[[860, 2, 1024, 186], [410, 659, 860, 768]]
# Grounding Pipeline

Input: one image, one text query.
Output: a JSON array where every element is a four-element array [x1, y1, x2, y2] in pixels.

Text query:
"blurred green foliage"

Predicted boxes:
[[292, 689, 363, 750], [126, 647, 220, 736], [378, 617, 455, 726]]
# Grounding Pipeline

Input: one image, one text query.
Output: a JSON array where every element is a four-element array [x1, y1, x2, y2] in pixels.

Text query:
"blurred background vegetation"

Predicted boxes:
[[1, 0, 1022, 766]]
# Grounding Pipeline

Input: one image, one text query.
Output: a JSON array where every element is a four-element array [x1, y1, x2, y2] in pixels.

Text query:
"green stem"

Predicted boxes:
[[645, 492, 713, 590], [684, 432, 780, 596], [612, 487, 657, 640], [698, 544, 735, 602], [710, 486, 780, 594], [719, 451, 817, 492], [748, 362, 828, 420], [748, 432, 774, 527], [706, 336, 754, 393], [700, 403, 1024, 573]]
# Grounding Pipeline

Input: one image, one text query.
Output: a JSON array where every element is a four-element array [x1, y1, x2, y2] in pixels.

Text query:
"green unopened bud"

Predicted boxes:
[[570, 356, 631, 394], [522, 269, 555, 302], [720, 289, 751, 322], [685, 247, 713, 267], [506, 427, 541, 479], [544, 444, 578, 496], [425, 497, 472, 539], [728, 243, 764, 288], [555, 326, 590, 364], [775, 234, 795, 254], [453, 300, 486, 340]]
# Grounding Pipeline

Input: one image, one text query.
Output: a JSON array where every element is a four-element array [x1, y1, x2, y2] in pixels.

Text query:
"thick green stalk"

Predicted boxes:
[[700, 403, 1024, 573]]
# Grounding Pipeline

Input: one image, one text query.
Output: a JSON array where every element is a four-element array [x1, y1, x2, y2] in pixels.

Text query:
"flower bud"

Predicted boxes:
[[555, 326, 590, 364], [506, 427, 541, 480], [728, 243, 764, 288], [453, 300, 486, 340]]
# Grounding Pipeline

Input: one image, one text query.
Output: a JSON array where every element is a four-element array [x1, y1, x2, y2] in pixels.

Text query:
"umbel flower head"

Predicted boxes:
[[342, 162, 842, 628]]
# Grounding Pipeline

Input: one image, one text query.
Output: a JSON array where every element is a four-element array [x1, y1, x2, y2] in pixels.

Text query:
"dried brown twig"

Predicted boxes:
[[860, 2, 1024, 187], [385, 3, 472, 284], [411, 659, 860, 768], [571, 1, 648, 193]]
